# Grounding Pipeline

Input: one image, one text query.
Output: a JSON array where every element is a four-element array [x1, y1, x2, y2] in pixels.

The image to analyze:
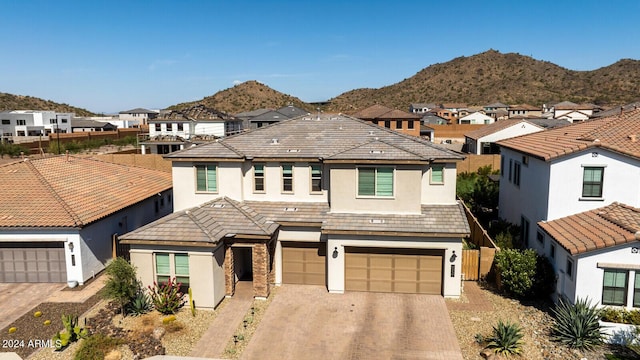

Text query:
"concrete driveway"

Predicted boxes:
[[242, 285, 463, 360], [0, 283, 64, 330]]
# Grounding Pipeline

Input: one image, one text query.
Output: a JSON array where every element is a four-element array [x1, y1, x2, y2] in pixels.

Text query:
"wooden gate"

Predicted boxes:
[[112, 234, 130, 261], [462, 247, 496, 281]]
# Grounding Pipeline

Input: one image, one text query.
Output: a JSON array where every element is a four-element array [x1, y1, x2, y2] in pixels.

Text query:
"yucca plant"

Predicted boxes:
[[485, 320, 524, 357], [551, 297, 604, 350]]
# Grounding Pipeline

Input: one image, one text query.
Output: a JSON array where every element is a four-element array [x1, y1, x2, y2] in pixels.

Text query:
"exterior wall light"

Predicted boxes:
[[449, 250, 457, 263], [68, 242, 74, 253], [332, 247, 339, 259]]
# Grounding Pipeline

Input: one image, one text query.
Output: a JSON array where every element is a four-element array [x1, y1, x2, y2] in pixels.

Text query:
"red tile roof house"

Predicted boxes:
[[496, 109, 640, 308], [120, 114, 470, 309], [464, 119, 545, 155], [0, 156, 172, 284]]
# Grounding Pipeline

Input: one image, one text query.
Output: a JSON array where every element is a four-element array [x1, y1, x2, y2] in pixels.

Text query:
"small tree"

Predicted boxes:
[[494, 248, 537, 298], [101, 257, 138, 315]]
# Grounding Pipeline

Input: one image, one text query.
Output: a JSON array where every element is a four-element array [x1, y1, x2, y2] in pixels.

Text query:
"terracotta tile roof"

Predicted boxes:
[[351, 104, 420, 119], [322, 203, 470, 236], [553, 101, 595, 110], [0, 156, 172, 228], [119, 197, 279, 245], [538, 202, 640, 255], [464, 120, 542, 140], [498, 108, 640, 161], [166, 114, 463, 162]]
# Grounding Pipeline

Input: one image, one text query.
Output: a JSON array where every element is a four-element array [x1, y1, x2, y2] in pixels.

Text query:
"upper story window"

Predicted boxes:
[[50, 119, 57, 124], [168, 123, 174, 131], [1, 119, 9, 125], [566, 258, 573, 280], [582, 166, 604, 198], [177, 123, 184, 131], [396, 120, 402, 129], [513, 162, 521, 187], [310, 164, 322, 193], [195, 164, 217, 192], [155, 123, 161, 132], [254, 164, 265, 193], [407, 120, 414, 129], [16, 119, 26, 126], [384, 121, 391, 128], [602, 269, 627, 306], [430, 165, 444, 184], [357, 167, 394, 197], [282, 164, 293, 193], [634, 273, 640, 307]]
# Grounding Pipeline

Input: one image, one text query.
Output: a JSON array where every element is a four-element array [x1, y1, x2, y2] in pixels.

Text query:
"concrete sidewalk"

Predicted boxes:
[[190, 282, 254, 359]]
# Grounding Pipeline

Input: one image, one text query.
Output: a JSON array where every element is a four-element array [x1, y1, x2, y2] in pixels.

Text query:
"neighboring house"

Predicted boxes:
[[441, 103, 468, 120], [141, 105, 242, 155], [508, 104, 542, 118], [554, 110, 591, 123], [120, 114, 470, 309], [118, 108, 159, 126], [458, 111, 495, 125], [352, 104, 421, 137], [71, 118, 118, 132], [235, 108, 272, 129], [409, 103, 437, 114], [497, 109, 640, 303], [482, 102, 510, 120], [0, 110, 72, 138], [538, 203, 640, 308], [421, 113, 449, 125], [420, 125, 435, 142], [0, 156, 172, 284], [246, 105, 310, 129], [593, 102, 640, 118], [483, 102, 509, 112], [547, 101, 596, 121], [464, 120, 544, 155], [434, 108, 456, 123]]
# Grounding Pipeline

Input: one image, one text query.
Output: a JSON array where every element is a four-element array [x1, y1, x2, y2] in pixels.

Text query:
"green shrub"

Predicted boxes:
[[101, 257, 139, 315], [485, 320, 524, 356], [495, 248, 537, 298], [127, 289, 152, 316], [551, 298, 604, 350], [494, 230, 514, 249], [148, 277, 185, 315], [52, 314, 87, 350], [73, 334, 124, 360], [602, 307, 627, 324]]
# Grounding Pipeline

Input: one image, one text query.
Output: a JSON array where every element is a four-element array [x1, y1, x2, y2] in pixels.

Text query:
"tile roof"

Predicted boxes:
[[483, 102, 509, 108], [119, 197, 279, 245], [120, 197, 468, 244], [497, 108, 640, 161], [553, 101, 595, 110], [119, 108, 157, 114], [322, 203, 470, 236], [0, 156, 172, 228], [593, 102, 640, 118], [71, 119, 117, 129], [538, 202, 640, 255], [509, 104, 540, 111], [165, 114, 463, 161], [351, 104, 420, 120], [156, 105, 239, 122], [464, 120, 542, 140]]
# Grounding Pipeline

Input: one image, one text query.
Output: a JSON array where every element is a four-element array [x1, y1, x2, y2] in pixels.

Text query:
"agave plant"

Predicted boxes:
[[127, 289, 152, 316], [485, 320, 524, 356], [551, 297, 604, 350]]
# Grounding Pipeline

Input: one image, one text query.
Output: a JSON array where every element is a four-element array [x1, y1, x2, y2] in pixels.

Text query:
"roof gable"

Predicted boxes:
[[465, 120, 541, 140]]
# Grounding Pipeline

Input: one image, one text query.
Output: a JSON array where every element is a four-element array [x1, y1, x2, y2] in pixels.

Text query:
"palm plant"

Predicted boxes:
[[551, 297, 604, 350], [485, 320, 524, 357]]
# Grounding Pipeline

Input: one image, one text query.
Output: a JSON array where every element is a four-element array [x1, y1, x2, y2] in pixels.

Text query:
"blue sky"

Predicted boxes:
[[2, 0, 639, 114]]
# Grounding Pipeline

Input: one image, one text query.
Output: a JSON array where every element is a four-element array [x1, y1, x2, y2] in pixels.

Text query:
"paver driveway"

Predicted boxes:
[[242, 285, 463, 360], [0, 283, 63, 331]]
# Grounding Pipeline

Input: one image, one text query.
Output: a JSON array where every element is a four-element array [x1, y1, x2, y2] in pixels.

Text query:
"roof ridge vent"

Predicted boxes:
[[284, 207, 298, 212], [271, 138, 279, 145], [212, 203, 225, 208], [369, 219, 385, 224], [369, 150, 384, 154], [286, 149, 300, 153], [368, 130, 375, 136]]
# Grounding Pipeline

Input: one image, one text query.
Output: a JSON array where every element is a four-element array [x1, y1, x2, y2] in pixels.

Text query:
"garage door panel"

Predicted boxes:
[[282, 242, 326, 286], [345, 247, 443, 295], [0, 244, 66, 283]]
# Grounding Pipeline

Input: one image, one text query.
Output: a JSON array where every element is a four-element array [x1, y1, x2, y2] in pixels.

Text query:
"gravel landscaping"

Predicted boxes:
[[448, 282, 638, 360]]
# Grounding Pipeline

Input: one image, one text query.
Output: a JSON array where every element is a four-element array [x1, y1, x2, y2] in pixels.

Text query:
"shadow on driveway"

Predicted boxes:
[[241, 285, 463, 360]]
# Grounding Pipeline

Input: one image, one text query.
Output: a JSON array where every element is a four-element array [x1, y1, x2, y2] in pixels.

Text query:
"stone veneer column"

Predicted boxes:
[[224, 246, 235, 296], [252, 243, 270, 298]]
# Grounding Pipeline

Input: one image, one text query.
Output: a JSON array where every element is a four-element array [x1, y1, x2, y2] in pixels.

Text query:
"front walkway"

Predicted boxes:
[[241, 285, 463, 360], [190, 281, 254, 358]]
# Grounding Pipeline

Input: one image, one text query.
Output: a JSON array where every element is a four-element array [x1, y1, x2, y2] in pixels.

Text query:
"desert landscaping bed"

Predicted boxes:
[[447, 282, 637, 359]]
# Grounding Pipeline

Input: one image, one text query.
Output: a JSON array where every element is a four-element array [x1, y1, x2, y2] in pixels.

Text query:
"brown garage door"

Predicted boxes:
[[345, 248, 443, 294], [282, 242, 326, 285], [0, 242, 66, 283]]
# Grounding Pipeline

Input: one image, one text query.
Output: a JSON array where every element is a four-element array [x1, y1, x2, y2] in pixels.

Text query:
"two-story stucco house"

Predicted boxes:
[[0, 156, 172, 284], [497, 109, 640, 307], [140, 105, 243, 155], [120, 114, 470, 309], [352, 104, 421, 137]]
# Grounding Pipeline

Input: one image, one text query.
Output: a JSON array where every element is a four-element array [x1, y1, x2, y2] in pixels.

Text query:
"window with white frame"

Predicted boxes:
[[195, 164, 217, 192], [254, 164, 265, 192], [282, 164, 293, 193], [430, 165, 444, 184], [357, 167, 394, 197], [634, 273, 640, 307], [582, 167, 604, 198], [155, 253, 189, 293], [602, 269, 627, 306], [16, 119, 26, 126], [310, 164, 322, 192]]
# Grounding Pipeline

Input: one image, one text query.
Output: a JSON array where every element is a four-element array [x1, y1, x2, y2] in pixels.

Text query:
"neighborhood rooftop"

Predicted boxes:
[[0, 156, 172, 228], [539, 202, 640, 255], [497, 108, 640, 161], [165, 113, 463, 161]]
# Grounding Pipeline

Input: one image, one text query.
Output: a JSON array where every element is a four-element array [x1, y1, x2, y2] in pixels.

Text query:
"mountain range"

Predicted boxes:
[[2, 50, 639, 115]]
